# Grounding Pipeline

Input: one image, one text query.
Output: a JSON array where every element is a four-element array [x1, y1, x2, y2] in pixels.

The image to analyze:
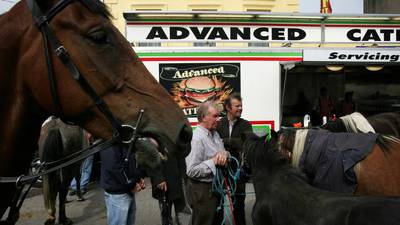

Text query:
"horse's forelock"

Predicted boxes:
[[35, 0, 112, 19], [79, 0, 112, 19]]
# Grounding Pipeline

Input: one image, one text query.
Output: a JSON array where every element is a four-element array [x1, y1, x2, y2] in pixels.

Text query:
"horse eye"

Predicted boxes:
[[87, 30, 109, 45]]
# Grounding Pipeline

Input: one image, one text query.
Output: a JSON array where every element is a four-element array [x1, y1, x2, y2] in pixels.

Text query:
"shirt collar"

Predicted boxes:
[[198, 124, 215, 137]]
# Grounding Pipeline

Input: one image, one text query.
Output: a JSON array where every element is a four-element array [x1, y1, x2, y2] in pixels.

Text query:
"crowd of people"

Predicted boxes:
[[62, 92, 254, 225], [64, 89, 357, 225], [310, 87, 357, 125]]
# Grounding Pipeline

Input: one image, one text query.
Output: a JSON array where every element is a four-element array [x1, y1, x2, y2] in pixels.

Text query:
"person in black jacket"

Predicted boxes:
[[100, 143, 145, 225], [216, 92, 253, 225], [151, 156, 192, 225]]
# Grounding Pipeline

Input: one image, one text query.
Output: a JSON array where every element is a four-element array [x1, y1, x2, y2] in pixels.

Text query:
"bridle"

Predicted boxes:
[[27, 0, 137, 143], [0, 0, 142, 223]]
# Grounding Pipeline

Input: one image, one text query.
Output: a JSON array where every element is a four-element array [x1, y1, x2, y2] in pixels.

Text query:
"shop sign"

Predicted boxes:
[[303, 49, 400, 63], [126, 22, 400, 44], [127, 24, 321, 43]]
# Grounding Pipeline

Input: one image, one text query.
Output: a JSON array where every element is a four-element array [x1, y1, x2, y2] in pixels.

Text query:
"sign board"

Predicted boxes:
[[126, 20, 400, 44], [127, 23, 321, 43], [137, 49, 292, 131], [304, 49, 400, 63], [159, 63, 241, 118]]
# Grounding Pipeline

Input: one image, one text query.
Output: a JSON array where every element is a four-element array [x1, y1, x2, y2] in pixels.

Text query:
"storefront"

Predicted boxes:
[[124, 11, 400, 130]]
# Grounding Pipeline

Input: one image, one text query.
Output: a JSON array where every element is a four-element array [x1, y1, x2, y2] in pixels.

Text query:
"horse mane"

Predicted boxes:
[[376, 135, 400, 154], [246, 132, 311, 186], [37, 0, 112, 19], [291, 129, 308, 168], [80, 0, 112, 19], [246, 133, 289, 170]]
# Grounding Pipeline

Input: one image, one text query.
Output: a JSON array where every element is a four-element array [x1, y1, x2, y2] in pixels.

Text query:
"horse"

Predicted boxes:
[[278, 128, 400, 196], [322, 112, 400, 137], [39, 117, 88, 225], [244, 132, 400, 225], [0, 0, 192, 223]]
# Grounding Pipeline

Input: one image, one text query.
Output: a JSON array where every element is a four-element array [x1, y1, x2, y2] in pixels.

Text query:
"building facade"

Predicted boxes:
[[364, 0, 400, 14], [104, 0, 299, 34]]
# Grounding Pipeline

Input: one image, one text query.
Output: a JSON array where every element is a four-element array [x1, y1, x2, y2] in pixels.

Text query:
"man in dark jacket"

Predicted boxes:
[[100, 144, 145, 225], [216, 93, 253, 225], [151, 156, 191, 225]]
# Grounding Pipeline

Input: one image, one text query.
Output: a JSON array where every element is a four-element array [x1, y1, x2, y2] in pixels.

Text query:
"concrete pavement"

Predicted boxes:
[[16, 179, 256, 225]]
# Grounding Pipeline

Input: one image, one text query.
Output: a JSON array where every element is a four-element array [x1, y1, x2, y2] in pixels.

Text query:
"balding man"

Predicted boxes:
[[185, 101, 230, 225]]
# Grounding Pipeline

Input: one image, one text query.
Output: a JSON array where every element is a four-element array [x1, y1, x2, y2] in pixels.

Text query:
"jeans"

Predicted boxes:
[[70, 155, 93, 191], [104, 192, 137, 225]]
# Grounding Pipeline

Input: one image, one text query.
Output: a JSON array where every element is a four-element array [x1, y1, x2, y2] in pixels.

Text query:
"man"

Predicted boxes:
[[100, 144, 145, 225], [69, 131, 93, 196], [313, 87, 334, 125], [151, 157, 192, 225], [186, 101, 230, 225], [216, 92, 253, 225]]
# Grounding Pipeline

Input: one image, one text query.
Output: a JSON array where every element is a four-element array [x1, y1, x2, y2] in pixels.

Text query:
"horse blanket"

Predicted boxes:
[[299, 129, 377, 193]]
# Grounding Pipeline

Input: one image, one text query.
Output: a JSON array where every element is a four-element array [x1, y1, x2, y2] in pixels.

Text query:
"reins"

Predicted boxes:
[[0, 138, 113, 224], [1, 0, 143, 223], [0, 108, 145, 224]]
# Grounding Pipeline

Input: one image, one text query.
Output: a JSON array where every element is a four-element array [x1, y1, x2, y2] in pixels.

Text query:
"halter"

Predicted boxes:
[[0, 1, 141, 223], [26, 0, 136, 143]]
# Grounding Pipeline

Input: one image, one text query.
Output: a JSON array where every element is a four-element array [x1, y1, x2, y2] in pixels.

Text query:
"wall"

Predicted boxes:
[[104, 0, 299, 34]]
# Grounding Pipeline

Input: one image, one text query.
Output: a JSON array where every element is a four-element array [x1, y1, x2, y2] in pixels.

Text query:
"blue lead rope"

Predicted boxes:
[[212, 156, 241, 225]]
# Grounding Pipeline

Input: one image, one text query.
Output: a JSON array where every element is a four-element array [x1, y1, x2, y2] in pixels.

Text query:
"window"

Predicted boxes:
[[136, 42, 161, 47], [248, 42, 269, 47], [193, 42, 216, 47]]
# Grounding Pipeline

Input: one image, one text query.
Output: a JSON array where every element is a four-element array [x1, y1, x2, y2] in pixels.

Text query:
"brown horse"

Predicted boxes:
[[279, 128, 400, 197], [0, 0, 191, 223], [322, 112, 400, 137], [244, 132, 400, 225]]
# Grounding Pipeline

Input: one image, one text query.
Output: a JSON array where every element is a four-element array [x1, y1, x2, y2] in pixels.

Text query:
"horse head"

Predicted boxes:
[[242, 130, 286, 173], [0, 0, 191, 219], [7, 0, 191, 162]]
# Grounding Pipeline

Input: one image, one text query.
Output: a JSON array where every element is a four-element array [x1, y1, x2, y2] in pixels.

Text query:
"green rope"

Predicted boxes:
[[212, 156, 240, 225]]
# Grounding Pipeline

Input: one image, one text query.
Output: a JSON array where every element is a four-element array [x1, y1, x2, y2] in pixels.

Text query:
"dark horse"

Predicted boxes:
[[244, 132, 400, 225], [279, 128, 400, 196], [0, 0, 192, 223], [322, 112, 400, 137], [39, 117, 88, 225]]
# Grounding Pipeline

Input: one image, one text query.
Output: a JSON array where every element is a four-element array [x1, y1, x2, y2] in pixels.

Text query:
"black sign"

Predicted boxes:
[[159, 63, 241, 117]]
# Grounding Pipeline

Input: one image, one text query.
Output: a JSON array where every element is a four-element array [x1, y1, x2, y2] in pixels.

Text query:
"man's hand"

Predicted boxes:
[[157, 181, 167, 192], [212, 150, 229, 166], [131, 178, 146, 193]]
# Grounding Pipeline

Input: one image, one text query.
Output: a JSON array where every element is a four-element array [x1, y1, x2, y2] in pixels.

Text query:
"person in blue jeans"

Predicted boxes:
[[69, 131, 93, 196], [69, 155, 93, 195], [100, 143, 145, 225]]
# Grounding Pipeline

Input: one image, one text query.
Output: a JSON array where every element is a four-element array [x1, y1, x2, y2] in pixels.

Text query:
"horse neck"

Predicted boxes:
[[0, 3, 46, 175]]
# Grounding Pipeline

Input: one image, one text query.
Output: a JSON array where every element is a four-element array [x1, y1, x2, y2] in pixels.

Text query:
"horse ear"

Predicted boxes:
[[269, 129, 278, 142], [241, 131, 258, 143]]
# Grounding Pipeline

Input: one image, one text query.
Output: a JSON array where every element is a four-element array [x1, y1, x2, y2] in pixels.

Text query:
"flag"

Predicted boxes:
[[320, 0, 332, 13]]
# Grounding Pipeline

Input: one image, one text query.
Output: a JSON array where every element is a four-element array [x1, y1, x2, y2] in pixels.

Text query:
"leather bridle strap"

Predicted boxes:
[[26, 0, 123, 135], [0, 138, 115, 185], [0, 138, 115, 224]]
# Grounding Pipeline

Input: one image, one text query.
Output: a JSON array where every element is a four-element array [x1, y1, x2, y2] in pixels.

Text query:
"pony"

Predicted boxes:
[[279, 128, 400, 196], [244, 132, 400, 225], [0, 0, 192, 223], [38, 117, 88, 225], [322, 112, 400, 137]]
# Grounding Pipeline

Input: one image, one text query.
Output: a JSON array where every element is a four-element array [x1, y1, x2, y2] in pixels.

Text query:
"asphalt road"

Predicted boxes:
[[15, 179, 256, 225]]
